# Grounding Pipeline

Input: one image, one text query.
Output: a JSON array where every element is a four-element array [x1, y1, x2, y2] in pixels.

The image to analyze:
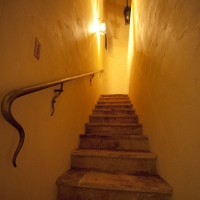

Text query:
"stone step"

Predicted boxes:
[[56, 94, 173, 199], [92, 108, 135, 115], [95, 104, 133, 109], [97, 100, 132, 105], [101, 94, 129, 98], [89, 115, 138, 123], [71, 149, 157, 174], [79, 134, 149, 151], [85, 123, 142, 135], [99, 97, 130, 102], [56, 169, 173, 200]]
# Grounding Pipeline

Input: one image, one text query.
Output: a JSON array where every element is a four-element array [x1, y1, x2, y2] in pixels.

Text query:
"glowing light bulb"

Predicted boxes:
[[99, 22, 106, 35]]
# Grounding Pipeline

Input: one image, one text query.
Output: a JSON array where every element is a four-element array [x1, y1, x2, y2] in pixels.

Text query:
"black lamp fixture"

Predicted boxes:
[[124, 0, 131, 25]]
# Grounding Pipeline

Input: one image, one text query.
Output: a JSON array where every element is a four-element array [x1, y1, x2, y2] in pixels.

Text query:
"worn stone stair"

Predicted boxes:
[[89, 115, 138, 123], [79, 134, 149, 151], [56, 94, 173, 200]]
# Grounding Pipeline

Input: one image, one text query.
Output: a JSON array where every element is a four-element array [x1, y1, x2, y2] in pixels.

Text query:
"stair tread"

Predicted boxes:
[[80, 134, 148, 139], [86, 123, 142, 126], [90, 115, 138, 118], [97, 101, 131, 104], [101, 94, 128, 96], [96, 104, 133, 106], [71, 149, 157, 158], [99, 98, 130, 101], [57, 169, 172, 194], [93, 108, 134, 111], [97, 101, 131, 103], [99, 96, 130, 98], [92, 108, 136, 116]]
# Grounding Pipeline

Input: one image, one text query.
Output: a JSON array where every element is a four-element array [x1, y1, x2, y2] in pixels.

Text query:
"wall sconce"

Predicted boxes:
[[99, 21, 106, 35], [124, 0, 131, 25]]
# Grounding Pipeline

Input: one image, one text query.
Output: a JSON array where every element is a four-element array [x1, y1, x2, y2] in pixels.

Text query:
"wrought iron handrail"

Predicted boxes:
[[1, 70, 103, 167]]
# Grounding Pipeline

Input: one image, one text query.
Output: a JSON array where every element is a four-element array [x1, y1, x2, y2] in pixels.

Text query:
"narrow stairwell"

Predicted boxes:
[[56, 94, 173, 200]]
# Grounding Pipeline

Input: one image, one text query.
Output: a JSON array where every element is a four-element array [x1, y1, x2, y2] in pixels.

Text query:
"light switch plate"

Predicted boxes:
[[34, 38, 41, 60]]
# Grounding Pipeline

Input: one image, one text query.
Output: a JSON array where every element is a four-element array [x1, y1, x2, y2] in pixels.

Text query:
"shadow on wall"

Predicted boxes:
[[104, 0, 125, 56], [105, 24, 113, 55], [109, 0, 120, 39]]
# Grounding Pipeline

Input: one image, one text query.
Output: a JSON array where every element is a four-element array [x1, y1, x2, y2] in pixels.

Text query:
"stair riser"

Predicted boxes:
[[79, 137, 149, 151], [95, 105, 133, 109], [85, 125, 142, 135], [89, 116, 138, 123], [58, 186, 171, 200], [101, 94, 129, 98], [71, 155, 157, 174], [99, 98, 130, 102], [92, 110, 135, 115], [97, 101, 131, 105]]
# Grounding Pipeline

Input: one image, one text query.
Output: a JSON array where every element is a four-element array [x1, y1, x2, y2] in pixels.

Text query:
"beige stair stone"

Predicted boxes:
[[101, 94, 129, 97], [89, 115, 138, 123], [95, 104, 133, 109], [97, 100, 132, 105], [56, 94, 173, 199], [92, 108, 135, 115], [79, 134, 149, 151], [57, 170, 172, 200], [98, 97, 130, 102], [85, 123, 142, 135], [71, 149, 157, 174]]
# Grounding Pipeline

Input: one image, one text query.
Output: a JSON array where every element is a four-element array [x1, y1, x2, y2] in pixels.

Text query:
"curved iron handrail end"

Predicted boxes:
[[1, 70, 104, 167], [1, 91, 25, 167]]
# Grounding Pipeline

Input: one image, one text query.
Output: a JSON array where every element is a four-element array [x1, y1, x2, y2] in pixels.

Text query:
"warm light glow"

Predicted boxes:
[[99, 22, 106, 35], [89, 0, 102, 64], [88, 21, 99, 34], [126, 13, 130, 21], [89, 21, 106, 35], [89, 0, 99, 34], [127, 0, 135, 87]]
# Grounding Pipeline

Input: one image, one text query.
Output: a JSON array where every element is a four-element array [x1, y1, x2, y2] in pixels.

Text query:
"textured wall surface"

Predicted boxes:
[[102, 0, 130, 94], [0, 0, 103, 199], [128, 0, 200, 199]]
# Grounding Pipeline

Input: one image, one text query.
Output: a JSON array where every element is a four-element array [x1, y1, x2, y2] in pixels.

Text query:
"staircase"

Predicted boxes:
[[56, 94, 173, 200]]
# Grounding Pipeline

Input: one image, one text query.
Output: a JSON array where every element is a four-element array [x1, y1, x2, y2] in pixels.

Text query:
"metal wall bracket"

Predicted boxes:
[[90, 73, 94, 86], [51, 83, 64, 116]]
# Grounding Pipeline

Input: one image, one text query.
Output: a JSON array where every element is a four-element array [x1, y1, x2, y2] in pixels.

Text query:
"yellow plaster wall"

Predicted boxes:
[[128, 0, 200, 199], [102, 0, 130, 94], [0, 0, 103, 199]]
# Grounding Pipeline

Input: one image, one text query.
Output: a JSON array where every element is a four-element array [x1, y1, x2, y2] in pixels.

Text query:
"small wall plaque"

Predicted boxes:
[[34, 38, 41, 60]]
